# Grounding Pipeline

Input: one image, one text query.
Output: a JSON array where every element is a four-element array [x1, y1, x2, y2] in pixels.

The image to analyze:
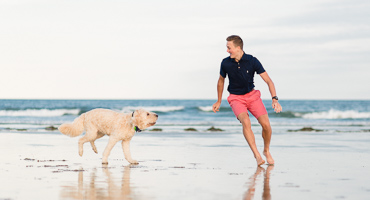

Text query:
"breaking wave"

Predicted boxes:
[[297, 109, 370, 119], [121, 106, 185, 113], [0, 109, 80, 117], [198, 106, 213, 112]]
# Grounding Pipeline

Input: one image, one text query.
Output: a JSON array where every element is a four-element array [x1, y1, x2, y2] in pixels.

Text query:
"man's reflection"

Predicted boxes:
[[60, 164, 134, 200], [244, 165, 273, 200]]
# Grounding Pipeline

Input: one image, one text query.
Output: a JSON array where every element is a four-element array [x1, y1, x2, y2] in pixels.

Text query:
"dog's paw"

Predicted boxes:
[[79, 150, 83, 157]]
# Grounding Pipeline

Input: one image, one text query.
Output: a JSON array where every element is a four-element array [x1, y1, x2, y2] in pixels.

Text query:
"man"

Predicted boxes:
[[212, 35, 282, 166]]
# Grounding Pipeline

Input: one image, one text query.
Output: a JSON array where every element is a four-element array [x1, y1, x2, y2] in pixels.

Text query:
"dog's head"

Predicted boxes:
[[132, 109, 158, 130]]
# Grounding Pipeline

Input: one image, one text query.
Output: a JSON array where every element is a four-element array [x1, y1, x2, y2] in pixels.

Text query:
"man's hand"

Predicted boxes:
[[212, 101, 221, 113], [272, 100, 282, 113]]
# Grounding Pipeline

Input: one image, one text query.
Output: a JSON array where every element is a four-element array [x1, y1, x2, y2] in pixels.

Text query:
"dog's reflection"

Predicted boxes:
[[60, 164, 135, 200], [244, 165, 273, 200]]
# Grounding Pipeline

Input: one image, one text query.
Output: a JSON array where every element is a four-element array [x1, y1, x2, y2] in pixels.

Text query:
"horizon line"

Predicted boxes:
[[0, 98, 369, 101]]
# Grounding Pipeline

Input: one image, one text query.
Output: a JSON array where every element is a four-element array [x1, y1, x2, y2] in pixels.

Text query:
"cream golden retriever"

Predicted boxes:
[[59, 108, 158, 164]]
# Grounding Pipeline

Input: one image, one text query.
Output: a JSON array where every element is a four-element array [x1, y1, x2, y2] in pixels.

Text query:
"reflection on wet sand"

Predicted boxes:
[[60, 164, 134, 200], [244, 165, 273, 200]]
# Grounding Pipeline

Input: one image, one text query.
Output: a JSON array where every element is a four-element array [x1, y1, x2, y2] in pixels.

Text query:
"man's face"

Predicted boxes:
[[226, 41, 240, 59]]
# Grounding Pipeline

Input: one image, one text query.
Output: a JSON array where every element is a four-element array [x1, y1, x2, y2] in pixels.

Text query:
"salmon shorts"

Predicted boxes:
[[227, 90, 267, 120]]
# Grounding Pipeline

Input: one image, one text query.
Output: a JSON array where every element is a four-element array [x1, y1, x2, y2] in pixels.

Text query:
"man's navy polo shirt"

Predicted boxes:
[[220, 53, 265, 95]]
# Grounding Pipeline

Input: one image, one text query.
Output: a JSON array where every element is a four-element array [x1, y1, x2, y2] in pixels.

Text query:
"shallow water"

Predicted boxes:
[[0, 99, 369, 135]]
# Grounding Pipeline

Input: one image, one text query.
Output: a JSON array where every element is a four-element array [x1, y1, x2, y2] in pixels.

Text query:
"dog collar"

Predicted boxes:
[[134, 126, 142, 132], [132, 112, 141, 132]]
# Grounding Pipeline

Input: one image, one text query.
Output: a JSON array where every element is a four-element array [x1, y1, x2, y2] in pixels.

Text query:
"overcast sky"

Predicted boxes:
[[1, 0, 369, 100]]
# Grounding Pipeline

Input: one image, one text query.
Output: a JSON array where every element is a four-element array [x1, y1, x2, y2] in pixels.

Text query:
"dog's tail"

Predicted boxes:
[[58, 113, 86, 137]]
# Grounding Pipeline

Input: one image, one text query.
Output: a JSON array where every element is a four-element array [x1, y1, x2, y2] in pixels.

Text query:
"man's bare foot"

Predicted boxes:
[[256, 157, 265, 166], [263, 151, 275, 165]]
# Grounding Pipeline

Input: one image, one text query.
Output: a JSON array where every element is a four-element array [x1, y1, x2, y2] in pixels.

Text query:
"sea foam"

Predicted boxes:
[[300, 109, 370, 119], [121, 106, 185, 113], [198, 106, 213, 112], [0, 109, 80, 117]]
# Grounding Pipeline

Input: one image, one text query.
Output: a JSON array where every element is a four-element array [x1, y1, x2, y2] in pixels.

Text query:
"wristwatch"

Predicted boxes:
[[272, 96, 278, 101]]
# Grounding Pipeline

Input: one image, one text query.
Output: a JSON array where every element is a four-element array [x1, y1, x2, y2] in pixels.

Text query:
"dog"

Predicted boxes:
[[58, 108, 158, 164]]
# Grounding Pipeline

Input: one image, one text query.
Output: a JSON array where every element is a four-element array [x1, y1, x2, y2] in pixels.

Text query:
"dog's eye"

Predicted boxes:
[[147, 113, 149, 116]]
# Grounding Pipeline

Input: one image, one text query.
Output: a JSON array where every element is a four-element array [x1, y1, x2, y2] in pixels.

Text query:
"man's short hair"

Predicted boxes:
[[226, 35, 243, 50]]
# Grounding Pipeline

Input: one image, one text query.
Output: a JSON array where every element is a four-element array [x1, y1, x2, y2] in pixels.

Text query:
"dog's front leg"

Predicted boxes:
[[122, 140, 138, 164], [102, 138, 119, 164]]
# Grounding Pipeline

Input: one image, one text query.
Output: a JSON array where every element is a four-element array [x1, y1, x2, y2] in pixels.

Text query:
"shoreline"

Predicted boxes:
[[1, 131, 370, 199]]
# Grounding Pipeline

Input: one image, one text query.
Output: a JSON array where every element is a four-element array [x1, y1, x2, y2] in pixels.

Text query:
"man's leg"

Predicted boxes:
[[257, 114, 275, 164], [238, 112, 265, 166]]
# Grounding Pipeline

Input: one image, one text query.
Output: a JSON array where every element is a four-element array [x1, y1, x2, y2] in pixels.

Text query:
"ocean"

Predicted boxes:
[[0, 99, 369, 134], [1, 99, 370, 200]]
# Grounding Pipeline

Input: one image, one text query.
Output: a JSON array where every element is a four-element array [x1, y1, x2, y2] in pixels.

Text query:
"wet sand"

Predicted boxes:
[[0, 131, 369, 200]]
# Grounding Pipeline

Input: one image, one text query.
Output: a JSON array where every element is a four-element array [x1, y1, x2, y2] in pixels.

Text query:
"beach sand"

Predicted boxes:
[[0, 130, 369, 200]]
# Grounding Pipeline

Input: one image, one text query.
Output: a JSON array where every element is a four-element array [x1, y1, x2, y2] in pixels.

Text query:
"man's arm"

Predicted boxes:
[[212, 75, 225, 113], [259, 72, 282, 113]]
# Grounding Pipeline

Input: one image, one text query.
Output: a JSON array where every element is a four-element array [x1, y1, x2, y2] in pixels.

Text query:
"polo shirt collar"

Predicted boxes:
[[230, 52, 248, 62]]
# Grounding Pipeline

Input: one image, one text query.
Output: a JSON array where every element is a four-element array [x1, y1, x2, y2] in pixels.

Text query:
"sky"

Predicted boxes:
[[1, 0, 369, 100]]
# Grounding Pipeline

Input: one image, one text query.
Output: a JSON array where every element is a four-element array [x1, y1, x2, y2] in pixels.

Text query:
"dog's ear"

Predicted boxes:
[[132, 110, 142, 124], [132, 110, 140, 117]]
